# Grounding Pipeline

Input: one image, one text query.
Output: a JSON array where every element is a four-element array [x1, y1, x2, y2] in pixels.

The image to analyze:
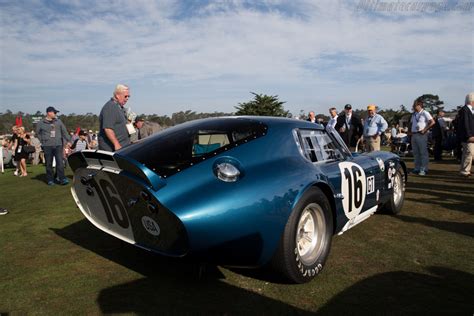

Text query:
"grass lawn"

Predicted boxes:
[[0, 155, 473, 315]]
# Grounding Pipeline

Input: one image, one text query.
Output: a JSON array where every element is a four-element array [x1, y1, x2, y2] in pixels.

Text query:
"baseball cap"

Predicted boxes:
[[344, 104, 352, 110], [46, 106, 59, 113], [135, 115, 145, 122], [367, 104, 376, 111]]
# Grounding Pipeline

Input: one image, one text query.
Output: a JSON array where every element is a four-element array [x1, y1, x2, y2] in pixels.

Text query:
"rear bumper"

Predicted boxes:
[[69, 150, 188, 256]]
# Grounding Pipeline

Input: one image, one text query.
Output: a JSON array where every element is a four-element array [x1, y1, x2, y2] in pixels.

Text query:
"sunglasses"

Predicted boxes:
[[124, 95, 130, 98]]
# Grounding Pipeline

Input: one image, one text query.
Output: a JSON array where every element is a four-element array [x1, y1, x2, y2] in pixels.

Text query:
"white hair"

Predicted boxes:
[[466, 92, 474, 105], [114, 84, 129, 95]]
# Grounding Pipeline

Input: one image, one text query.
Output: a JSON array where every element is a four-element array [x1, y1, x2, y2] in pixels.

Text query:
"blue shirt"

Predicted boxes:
[[364, 114, 388, 137]]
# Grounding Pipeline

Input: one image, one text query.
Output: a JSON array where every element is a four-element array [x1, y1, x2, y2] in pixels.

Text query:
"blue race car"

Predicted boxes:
[[68, 116, 406, 283]]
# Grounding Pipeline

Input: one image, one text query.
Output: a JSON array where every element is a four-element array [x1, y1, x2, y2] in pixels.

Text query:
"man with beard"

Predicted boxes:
[[335, 104, 363, 151]]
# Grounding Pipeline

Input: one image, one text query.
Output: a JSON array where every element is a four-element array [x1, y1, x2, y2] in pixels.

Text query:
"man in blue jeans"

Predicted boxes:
[[36, 106, 71, 185], [409, 99, 435, 176]]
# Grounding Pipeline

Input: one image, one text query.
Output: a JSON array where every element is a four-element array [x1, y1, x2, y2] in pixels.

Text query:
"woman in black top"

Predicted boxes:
[[10, 125, 20, 176], [15, 127, 31, 177]]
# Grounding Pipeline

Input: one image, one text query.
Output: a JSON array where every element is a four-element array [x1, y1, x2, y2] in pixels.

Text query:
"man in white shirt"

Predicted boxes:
[[307, 111, 316, 123], [327, 107, 338, 129], [391, 124, 398, 139], [409, 99, 435, 176]]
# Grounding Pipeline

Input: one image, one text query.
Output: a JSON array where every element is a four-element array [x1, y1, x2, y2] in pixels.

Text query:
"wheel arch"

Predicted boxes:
[[311, 182, 337, 235], [291, 181, 337, 235], [398, 159, 408, 183]]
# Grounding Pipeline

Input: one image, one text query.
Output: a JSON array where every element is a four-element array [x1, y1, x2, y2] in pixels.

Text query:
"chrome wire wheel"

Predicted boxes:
[[296, 203, 326, 266], [393, 171, 404, 206]]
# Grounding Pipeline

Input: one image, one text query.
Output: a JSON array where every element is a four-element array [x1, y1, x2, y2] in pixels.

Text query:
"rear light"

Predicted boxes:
[[215, 162, 240, 182]]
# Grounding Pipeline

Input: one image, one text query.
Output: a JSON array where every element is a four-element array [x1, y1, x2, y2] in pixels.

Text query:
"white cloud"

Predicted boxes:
[[0, 0, 473, 115]]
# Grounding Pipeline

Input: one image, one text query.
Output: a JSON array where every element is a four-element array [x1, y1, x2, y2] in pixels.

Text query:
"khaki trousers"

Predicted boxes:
[[460, 142, 474, 175], [365, 135, 380, 152]]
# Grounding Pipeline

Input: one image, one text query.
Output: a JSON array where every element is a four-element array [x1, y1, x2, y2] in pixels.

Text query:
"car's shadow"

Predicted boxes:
[[50, 219, 214, 279], [96, 273, 312, 314], [51, 219, 311, 314], [316, 266, 474, 315]]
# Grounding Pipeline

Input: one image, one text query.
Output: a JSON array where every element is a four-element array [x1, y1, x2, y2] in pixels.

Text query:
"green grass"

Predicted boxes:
[[0, 157, 473, 315]]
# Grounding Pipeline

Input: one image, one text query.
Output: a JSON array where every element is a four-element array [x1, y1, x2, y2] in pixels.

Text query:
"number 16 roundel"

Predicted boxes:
[[338, 162, 367, 219]]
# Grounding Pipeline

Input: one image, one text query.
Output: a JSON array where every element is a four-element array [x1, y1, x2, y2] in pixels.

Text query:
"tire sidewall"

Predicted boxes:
[[387, 167, 405, 214], [283, 187, 333, 283]]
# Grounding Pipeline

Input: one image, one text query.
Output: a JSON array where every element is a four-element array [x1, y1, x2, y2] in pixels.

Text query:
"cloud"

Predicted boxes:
[[0, 0, 473, 115]]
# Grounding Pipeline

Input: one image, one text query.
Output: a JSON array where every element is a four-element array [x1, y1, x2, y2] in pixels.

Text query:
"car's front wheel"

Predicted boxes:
[[271, 187, 333, 283]]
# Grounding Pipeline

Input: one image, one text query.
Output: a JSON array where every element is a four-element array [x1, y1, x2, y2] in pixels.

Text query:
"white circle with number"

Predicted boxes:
[[338, 162, 367, 219]]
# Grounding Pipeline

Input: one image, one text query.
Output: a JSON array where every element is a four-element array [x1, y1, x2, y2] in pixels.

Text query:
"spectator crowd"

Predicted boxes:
[[1, 86, 473, 216], [305, 92, 473, 177], [0, 84, 152, 193]]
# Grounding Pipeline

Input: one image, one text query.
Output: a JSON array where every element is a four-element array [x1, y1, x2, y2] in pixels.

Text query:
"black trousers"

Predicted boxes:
[[433, 137, 443, 160]]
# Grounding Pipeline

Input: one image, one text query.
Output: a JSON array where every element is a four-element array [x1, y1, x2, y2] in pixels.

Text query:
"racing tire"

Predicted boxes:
[[381, 167, 405, 214], [271, 187, 333, 283]]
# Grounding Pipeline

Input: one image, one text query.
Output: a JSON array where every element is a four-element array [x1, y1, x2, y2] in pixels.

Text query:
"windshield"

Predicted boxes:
[[325, 125, 352, 157], [119, 118, 268, 178]]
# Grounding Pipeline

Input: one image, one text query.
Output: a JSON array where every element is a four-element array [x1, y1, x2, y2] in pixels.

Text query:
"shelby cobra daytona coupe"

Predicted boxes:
[[69, 116, 406, 283]]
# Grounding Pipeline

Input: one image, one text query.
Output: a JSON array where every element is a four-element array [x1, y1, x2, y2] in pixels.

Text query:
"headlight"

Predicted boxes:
[[215, 162, 240, 182]]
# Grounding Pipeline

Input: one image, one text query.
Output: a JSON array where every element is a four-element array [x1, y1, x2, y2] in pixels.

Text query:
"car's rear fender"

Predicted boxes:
[[156, 153, 311, 266], [289, 180, 338, 234]]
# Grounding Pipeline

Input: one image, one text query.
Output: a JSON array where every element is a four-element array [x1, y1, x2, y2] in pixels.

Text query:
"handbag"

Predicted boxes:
[[23, 145, 36, 154]]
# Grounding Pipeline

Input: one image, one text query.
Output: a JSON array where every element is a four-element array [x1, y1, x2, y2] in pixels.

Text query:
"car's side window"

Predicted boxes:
[[296, 129, 344, 163], [193, 132, 230, 157]]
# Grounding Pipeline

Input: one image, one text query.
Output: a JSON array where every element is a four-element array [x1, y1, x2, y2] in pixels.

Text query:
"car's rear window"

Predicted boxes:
[[119, 118, 268, 177]]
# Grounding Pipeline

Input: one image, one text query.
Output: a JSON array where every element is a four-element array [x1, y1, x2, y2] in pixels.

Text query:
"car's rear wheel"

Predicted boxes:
[[271, 187, 333, 283], [382, 167, 405, 214]]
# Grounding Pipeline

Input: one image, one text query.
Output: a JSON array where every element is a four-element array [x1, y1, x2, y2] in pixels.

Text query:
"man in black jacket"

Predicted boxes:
[[334, 104, 363, 151], [432, 109, 447, 161], [457, 92, 474, 177]]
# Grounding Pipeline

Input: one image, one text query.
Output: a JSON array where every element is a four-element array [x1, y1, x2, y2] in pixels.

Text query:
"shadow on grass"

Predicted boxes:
[[31, 172, 73, 184], [51, 219, 211, 279], [97, 275, 311, 314], [31, 173, 48, 184], [396, 215, 474, 238], [423, 168, 473, 180], [316, 267, 474, 315], [51, 219, 310, 314], [405, 171, 473, 213]]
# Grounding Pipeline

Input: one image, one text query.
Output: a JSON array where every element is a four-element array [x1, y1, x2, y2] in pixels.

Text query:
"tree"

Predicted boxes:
[[235, 92, 290, 117], [378, 105, 410, 126], [415, 94, 444, 114], [298, 109, 307, 120]]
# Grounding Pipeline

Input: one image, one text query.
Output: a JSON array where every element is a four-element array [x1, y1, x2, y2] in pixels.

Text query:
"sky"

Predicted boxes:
[[0, 0, 473, 117]]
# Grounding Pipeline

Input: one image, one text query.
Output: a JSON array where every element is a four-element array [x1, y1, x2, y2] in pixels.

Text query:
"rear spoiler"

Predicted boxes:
[[68, 150, 166, 191]]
